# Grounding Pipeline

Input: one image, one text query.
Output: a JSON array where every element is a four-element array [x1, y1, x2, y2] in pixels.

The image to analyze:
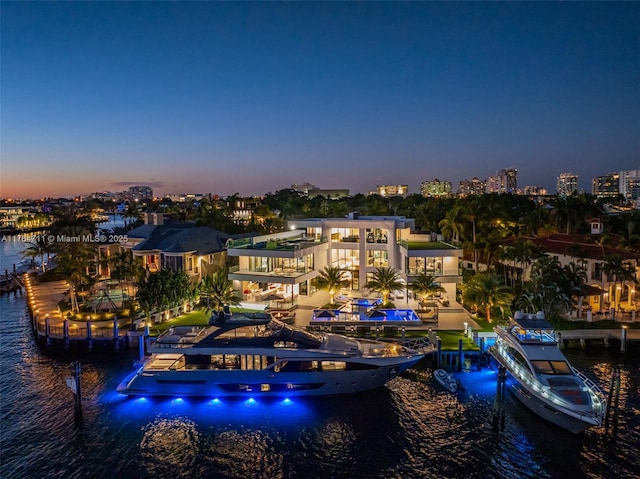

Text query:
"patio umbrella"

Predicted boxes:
[[316, 310, 336, 318]]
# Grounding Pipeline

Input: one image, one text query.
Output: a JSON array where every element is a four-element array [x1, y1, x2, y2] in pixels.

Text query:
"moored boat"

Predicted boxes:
[[117, 312, 424, 398], [489, 311, 606, 433], [433, 369, 457, 392]]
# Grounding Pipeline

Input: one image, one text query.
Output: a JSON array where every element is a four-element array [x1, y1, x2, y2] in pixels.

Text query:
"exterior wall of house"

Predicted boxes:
[[226, 217, 463, 307]]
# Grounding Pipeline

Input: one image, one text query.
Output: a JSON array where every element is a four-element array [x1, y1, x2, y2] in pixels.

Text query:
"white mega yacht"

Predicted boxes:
[[117, 313, 424, 397], [489, 311, 606, 433]]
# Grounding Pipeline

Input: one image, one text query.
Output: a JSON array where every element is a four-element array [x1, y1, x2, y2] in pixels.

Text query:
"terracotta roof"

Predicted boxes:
[[530, 234, 640, 261]]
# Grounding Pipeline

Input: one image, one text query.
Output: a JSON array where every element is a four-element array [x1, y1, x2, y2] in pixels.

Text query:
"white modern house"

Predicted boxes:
[[227, 213, 463, 310]]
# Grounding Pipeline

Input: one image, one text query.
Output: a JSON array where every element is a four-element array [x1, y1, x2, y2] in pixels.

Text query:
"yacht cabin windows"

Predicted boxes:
[[531, 360, 572, 375]]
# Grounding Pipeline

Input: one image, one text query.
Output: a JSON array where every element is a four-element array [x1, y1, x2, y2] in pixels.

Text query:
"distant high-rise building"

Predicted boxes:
[[375, 185, 408, 197], [619, 169, 640, 200], [290, 182, 317, 196], [592, 173, 620, 198], [556, 173, 578, 197], [458, 177, 486, 196], [420, 179, 452, 197], [522, 185, 548, 196], [487, 168, 517, 194], [126, 185, 153, 201], [308, 188, 350, 200]]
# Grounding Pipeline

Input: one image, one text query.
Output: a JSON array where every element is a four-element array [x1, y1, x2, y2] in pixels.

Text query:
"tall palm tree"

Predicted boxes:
[[439, 207, 464, 243], [602, 255, 637, 310], [409, 273, 446, 303], [311, 266, 349, 304], [21, 240, 53, 272], [199, 269, 242, 312], [365, 267, 404, 305], [462, 272, 514, 323], [460, 196, 484, 272]]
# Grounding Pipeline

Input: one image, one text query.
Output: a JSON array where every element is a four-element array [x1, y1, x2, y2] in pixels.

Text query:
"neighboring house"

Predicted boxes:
[[227, 213, 463, 309], [525, 234, 640, 313], [121, 213, 229, 283]]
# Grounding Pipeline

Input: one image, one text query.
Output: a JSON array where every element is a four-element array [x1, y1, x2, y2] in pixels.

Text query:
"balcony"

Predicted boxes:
[[227, 236, 327, 251]]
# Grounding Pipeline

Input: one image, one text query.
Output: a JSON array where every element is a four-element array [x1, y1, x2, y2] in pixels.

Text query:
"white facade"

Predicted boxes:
[[227, 215, 463, 308]]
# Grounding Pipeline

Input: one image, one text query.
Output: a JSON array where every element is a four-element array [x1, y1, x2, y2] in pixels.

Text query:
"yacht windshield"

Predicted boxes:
[[266, 321, 323, 348], [531, 360, 572, 375], [513, 328, 556, 344]]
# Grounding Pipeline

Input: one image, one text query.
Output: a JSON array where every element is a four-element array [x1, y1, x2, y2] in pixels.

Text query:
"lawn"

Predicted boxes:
[[401, 329, 479, 350], [435, 330, 480, 351]]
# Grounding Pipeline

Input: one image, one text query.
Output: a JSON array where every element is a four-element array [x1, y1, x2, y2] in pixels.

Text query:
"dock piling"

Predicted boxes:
[[63, 320, 70, 350], [492, 366, 507, 429], [65, 361, 83, 419], [605, 366, 621, 433], [45, 316, 52, 346], [113, 319, 120, 352], [86, 320, 93, 352], [73, 361, 82, 418], [138, 334, 145, 363]]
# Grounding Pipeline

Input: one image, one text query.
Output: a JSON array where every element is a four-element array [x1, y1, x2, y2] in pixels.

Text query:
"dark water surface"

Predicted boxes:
[[1, 240, 638, 479]]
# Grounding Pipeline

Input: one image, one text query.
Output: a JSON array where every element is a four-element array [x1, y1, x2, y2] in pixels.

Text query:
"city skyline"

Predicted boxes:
[[2, 2, 639, 198]]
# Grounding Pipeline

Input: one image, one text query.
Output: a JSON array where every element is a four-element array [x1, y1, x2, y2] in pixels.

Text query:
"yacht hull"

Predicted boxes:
[[117, 356, 422, 397], [506, 377, 596, 434]]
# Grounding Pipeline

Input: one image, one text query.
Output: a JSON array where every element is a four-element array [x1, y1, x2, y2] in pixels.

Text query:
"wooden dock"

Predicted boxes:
[[557, 328, 640, 351]]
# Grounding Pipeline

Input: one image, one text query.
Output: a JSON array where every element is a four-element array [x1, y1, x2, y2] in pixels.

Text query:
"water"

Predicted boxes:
[[1, 240, 639, 479]]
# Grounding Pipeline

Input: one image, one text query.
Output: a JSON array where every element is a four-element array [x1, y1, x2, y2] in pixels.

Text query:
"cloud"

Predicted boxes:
[[111, 181, 165, 188]]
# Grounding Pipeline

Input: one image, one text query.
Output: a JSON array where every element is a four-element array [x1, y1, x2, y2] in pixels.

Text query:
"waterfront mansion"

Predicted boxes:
[[227, 213, 463, 310]]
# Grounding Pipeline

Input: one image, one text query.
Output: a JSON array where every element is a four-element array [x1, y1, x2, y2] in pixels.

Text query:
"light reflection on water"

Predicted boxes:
[[1, 241, 639, 479]]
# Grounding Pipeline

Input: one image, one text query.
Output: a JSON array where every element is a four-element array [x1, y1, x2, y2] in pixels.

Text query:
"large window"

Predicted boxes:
[[331, 228, 359, 242], [367, 250, 388, 268], [331, 249, 359, 269], [248, 255, 313, 274], [331, 249, 359, 290], [366, 228, 388, 243], [408, 257, 443, 276], [592, 263, 603, 281]]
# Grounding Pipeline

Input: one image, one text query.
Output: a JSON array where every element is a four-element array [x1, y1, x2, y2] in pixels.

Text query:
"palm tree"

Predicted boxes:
[[136, 269, 193, 322], [517, 256, 585, 320], [199, 269, 241, 312], [462, 272, 514, 323], [409, 273, 446, 303], [21, 240, 53, 272], [438, 206, 464, 242], [311, 266, 349, 305], [459, 196, 484, 272], [602, 255, 637, 310], [123, 203, 141, 226], [365, 267, 404, 305]]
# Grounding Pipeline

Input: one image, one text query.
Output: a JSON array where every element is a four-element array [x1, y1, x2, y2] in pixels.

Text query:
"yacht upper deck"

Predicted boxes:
[[509, 311, 557, 345]]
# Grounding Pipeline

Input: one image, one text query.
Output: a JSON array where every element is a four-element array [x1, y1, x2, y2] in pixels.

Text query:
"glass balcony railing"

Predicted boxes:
[[227, 236, 328, 250]]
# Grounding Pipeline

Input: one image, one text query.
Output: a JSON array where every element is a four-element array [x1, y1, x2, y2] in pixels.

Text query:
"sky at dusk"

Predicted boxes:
[[1, 2, 639, 199]]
